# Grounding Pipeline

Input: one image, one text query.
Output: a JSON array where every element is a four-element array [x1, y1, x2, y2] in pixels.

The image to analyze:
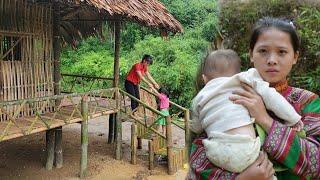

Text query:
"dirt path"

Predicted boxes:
[[0, 116, 187, 179]]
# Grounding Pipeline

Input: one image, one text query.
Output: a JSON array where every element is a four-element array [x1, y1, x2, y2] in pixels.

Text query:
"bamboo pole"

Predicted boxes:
[[184, 109, 190, 163], [131, 123, 137, 165], [53, 0, 63, 169], [54, 127, 63, 168], [61, 73, 113, 81], [108, 113, 115, 144], [148, 140, 154, 170], [80, 95, 89, 178], [110, 20, 121, 145], [166, 116, 174, 175], [45, 129, 55, 170], [115, 107, 122, 160], [112, 21, 121, 88], [137, 137, 142, 150]]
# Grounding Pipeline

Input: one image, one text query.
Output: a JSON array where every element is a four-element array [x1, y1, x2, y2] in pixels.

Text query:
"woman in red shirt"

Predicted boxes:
[[125, 54, 160, 110]]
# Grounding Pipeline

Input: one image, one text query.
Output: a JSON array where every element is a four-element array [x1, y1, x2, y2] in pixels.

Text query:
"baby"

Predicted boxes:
[[190, 49, 303, 173]]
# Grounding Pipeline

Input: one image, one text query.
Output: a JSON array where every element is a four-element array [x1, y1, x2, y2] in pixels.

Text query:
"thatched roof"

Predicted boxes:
[[55, 0, 183, 45], [73, 0, 183, 33]]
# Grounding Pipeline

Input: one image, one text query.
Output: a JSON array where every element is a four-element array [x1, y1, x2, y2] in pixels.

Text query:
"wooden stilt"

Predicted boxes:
[[80, 96, 89, 178], [110, 18, 121, 146], [53, 0, 63, 169], [166, 116, 174, 175], [108, 113, 115, 144], [137, 137, 142, 149], [45, 129, 55, 170], [148, 140, 154, 170], [114, 113, 118, 143], [54, 127, 63, 168], [131, 123, 137, 165], [115, 112, 122, 160]]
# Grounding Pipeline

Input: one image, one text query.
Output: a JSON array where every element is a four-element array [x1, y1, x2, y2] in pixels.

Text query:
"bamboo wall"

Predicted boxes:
[[0, 0, 54, 120]]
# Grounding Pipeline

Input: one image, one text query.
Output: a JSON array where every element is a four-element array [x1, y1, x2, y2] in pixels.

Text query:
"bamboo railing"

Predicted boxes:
[[0, 88, 117, 142], [119, 87, 190, 175], [61, 73, 114, 93]]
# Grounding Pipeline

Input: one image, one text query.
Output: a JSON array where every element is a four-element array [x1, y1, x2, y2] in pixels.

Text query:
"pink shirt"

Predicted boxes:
[[158, 93, 169, 109]]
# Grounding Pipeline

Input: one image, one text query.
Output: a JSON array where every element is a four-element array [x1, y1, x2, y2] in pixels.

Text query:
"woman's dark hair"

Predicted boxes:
[[250, 17, 300, 52], [142, 54, 153, 65], [159, 87, 169, 98]]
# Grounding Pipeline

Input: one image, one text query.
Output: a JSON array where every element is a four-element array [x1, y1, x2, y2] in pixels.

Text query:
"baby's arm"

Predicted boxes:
[[238, 68, 301, 126], [254, 82, 301, 126]]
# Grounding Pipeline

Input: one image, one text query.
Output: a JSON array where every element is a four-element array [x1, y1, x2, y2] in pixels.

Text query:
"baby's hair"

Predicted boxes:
[[195, 49, 241, 92], [159, 87, 169, 98], [250, 17, 300, 52]]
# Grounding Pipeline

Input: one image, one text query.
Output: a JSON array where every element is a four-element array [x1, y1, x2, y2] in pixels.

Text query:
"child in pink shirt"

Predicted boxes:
[[151, 87, 170, 135]]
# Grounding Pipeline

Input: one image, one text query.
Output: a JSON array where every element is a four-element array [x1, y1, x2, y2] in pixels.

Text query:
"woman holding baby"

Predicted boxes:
[[188, 17, 320, 180]]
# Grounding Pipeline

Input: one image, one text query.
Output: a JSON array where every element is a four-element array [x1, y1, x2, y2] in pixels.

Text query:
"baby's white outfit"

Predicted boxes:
[[190, 68, 301, 173]]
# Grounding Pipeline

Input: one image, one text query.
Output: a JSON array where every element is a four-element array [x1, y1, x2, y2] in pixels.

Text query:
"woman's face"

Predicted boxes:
[[250, 28, 299, 85]]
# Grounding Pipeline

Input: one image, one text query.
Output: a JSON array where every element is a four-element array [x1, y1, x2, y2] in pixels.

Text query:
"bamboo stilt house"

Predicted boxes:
[[0, 0, 182, 137], [0, 0, 183, 176]]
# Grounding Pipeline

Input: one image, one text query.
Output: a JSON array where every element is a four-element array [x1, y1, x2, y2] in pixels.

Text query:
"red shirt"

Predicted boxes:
[[126, 62, 148, 85]]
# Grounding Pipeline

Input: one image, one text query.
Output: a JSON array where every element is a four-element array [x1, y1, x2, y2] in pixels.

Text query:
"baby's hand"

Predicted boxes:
[[292, 120, 304, 131]]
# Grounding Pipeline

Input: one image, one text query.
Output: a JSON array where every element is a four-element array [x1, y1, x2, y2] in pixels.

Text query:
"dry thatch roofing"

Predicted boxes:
[[50, 0, 183, 46], [71, 0, 184, 33]]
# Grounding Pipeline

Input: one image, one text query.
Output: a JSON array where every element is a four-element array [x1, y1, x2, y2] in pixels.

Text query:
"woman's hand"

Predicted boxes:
[[236, 152, 275, 180], [229, 83, 274, 132]]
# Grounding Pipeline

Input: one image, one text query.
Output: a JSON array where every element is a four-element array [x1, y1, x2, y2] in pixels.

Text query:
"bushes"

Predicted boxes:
[[125, 36, 207, 107]]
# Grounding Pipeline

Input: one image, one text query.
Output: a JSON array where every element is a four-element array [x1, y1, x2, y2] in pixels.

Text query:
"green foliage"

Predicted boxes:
[[161, 0, 218, 28], [296, 7, 320, 70], [61, 0, 219, 108], [120, 23, 158, 52], [125, 36, 208, 107], [61, 37, 114, 78]]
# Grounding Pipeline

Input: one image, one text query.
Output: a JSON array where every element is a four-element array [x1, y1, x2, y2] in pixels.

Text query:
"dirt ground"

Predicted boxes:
[[0, 116, 187, 180]]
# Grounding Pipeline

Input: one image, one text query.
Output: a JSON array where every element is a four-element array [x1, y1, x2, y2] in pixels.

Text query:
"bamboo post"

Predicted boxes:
[[166, 116, 174, 175], [148, 140, 154, 170], [45, 129, 55, 170], [80, 95, 89, 178], [54, 127, 63, 168], [108, 113, 115, 144], [115, 105, 122, 160], [53, 0, 61, 96], [137, 137, 142, 149], [131, 123, 137, 165], [112, 20, 121, 88], [109, 20, 121, 144], [53, 0, 63, 169], [184, 109, 190, 163]]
